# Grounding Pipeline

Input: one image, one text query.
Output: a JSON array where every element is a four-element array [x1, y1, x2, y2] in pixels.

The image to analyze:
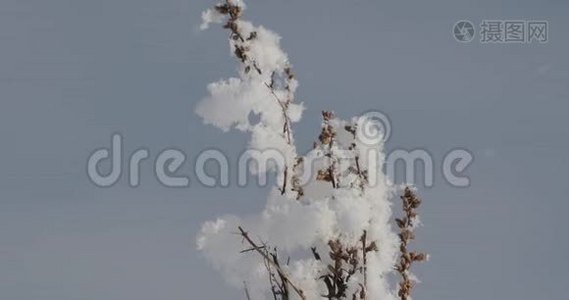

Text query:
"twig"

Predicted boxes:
[[361, 230, 368, 291], [215, 0, 298, 195], [243, 281, 252, 300], [238, 226, 307, 300]]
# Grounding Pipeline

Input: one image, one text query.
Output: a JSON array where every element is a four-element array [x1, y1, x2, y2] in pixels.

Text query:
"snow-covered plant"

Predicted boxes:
[[196, 1, 426, 299]]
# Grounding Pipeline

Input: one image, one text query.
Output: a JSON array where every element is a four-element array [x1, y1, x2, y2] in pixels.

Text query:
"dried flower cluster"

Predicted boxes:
[[395, 188, 428, 300], [315, 233, 378, 299], [315, 111, 339, 188]]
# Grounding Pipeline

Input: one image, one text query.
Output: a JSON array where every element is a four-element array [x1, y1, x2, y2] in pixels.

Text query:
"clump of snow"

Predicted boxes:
[[195, 1, 401, 299]]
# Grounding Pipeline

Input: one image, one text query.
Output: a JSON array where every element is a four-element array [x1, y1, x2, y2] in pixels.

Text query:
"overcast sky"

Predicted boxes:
[[1, 0, 568, 299]]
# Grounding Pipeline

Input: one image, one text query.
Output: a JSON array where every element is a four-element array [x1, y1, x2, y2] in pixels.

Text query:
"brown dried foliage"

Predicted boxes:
[[395, 188, 427, 300]]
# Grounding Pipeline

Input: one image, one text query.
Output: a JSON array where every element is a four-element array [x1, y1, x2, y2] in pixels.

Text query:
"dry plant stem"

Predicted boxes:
[[344, 124, 368, 192], [243, 281, 252, 300], [310, 230, 376, 300], [238, 226, 307, 300], [241, 242, 288, 299], [262, 253, 285, 299], [216, 0, 297, 195], [361, 230, 368, 289], [321, 239, 364, 299], [313, 117, 382, 299], [395, 188, 427, 300], [316, 111, 339, 189]]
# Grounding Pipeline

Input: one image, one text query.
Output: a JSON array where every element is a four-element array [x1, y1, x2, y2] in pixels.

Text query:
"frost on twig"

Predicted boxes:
[[197, 0, 302, 198], [239, 226, 307, 300], [195, 1, 428, 299]]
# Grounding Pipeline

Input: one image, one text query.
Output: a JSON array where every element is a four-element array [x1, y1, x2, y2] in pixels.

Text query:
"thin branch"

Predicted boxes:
[[361, 230, 368, 292], [243, 281, 252, 300], [238, 226, 307, 300]]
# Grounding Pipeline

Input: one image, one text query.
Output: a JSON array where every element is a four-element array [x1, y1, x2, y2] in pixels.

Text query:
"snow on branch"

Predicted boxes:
[[196, 0, 302, 198], [195, 1, 427, 299]]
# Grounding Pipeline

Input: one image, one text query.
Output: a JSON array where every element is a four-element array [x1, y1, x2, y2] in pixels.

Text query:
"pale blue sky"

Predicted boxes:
[[1, 0, 568, 299]]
